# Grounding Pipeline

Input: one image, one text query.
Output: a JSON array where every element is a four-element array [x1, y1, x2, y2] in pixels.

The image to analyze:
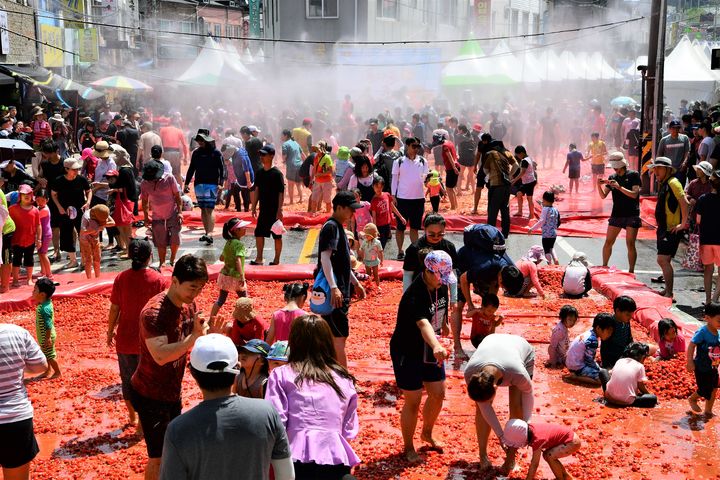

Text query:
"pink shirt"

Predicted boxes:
[[529, 422, 574, 451], [658, 335, 687, 360], [270, 308, 306, 343], [354, 201, 372, 232], [516, 260, 545, 297], [605, 357, 647, 405]]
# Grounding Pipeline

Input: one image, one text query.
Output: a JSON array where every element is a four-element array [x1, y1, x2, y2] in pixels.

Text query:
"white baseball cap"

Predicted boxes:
[[190, 334, 240, 374], [503, 419, 529, 448]]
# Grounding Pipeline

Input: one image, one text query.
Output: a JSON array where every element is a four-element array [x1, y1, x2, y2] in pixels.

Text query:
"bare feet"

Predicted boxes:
[[500, 457, 516, 475], [404, 448, 422, 463], [48, 372, 61, 379], [454, 347, 469, 360], [470, 209, 478, 215], [479, 456, 492, 470], [420, 432, 444, 452], [688, 397, 702, 413]]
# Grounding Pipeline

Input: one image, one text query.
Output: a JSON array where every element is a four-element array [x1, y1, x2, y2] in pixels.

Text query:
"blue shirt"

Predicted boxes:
[[232, 148, 254, 187], [282, 139, 303, 171], [567, 150, 583, 172], [692, 325, 720, 372]]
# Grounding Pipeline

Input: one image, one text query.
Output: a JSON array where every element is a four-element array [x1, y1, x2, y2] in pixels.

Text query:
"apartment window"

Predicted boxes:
[[179, 21, 194, 33], [307, 0, 338, 18], [522, 12, 529, 35], [159, 19, 172, 31], [533, 13, 540, 34], [377, 0, 398, 19], [510, 9, 518, 35], [441, 0, 457, 26]]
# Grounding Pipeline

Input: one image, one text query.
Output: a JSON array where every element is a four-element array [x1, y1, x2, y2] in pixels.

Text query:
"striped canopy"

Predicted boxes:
[[90, 75, 153, 91]]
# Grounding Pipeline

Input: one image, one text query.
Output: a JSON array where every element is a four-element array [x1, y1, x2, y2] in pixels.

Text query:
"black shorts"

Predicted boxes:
[[254, 212, 282, 239], [391, 351, 446, 391], [608, 216, 642, 230], [542, 237, 556, 254], [2, 231, 12, 264], [378, 224, 391, 243], [117, 353, 139, 401], [0, 417, 39, 468], [12, 244, 35, 267], [519, 181, 537, 196], [323, 301, 350, 338], [396, 198, 424, 231], [476, 171, 486, 188], [657, 230, 682, 257], [471, 334, 488, 348], [695, 369, 719, 400], [445, 169, 459, 189], [129, 386, 182, 458]]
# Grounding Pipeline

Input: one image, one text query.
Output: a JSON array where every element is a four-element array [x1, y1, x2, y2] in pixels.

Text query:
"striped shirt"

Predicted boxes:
[[0, 324, 46, 424], [31, 120, 53, 146]]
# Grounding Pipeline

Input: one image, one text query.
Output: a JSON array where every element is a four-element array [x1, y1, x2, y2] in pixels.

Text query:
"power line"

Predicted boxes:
[[0, 25, 78, 57], [13, 9, 645, 45]]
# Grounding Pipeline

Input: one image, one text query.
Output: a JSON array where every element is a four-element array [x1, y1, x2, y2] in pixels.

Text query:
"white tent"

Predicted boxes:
[[590, 52, 624, 80], [624, 55, 648, 77], [223, 42, 255, 78], [519, 51, 547, 81], [177, 37, 255, 86], [490, 40, 541, 83], [663, 36, 718, 111]]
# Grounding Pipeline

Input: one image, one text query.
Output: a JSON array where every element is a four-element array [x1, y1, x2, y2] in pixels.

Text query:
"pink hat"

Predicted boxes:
[[81, 148, 95, 160], [18, 184, 33, 195]]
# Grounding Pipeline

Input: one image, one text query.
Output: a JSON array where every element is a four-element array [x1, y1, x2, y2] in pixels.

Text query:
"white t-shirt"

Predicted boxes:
[[0, 324, 46, 423], [391, 156, 429, 200], [563, 264, 589, 296], [566, 330, 593, 371], [605, 357, 647, 405]]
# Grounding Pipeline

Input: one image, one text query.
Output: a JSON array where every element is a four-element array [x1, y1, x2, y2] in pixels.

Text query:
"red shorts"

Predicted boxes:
[[700, 245, 720, 266]]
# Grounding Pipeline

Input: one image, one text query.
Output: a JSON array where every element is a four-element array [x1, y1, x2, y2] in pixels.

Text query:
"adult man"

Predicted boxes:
[[648, 157, 689, 299], [184, 129, 224, 245], [0, 323, 48, 480], [411, 113, 426, 142], [116, 120, 141, 168], [159, 116, 189, 185], [281, 129, 303, 204], [366, 118, 383, 155], [141, 159, 183, 267], [38, 140, 67, 259], [317, 191, 366, 367], [538, 107, 559, 169], [471, 133, 493, 215], [222, 143, 254, 212], [130, 255, 221, 480], [98, 103, 114, 124], [241, 126, 264, 174], [483, 141, 517, 238], [657, 119, 691, 185], [375, 135, 402, 193], [291, 118, 313, 157], [1, 159, 36, 193], [251, 145, 284, 266], [138, 122, 162, 170], [433, 132, 460, 211], [392, 137, 429, 260], [598, 152, 642, 273], [159, 334, 293, 480], [488, 112, 507, 141], [223, 129, 243, 148]]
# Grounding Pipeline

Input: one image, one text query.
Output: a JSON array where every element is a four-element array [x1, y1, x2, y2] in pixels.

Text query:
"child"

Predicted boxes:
[[586, 132, 607, 192], [424, 170, 446, 213], [514, 248, 547, 299], [503, 419, 581, 480], [360, 223, 383, 285], [686, 302, 720, 416], [8, 184, 40, 286], [565, 313, 615, 385], [211, 218, 250, 318], [370, 176, 406, 249], [546, 305, 578, 368], [527, 191, 560, 265], [79, 204, 115, 279], [35, 189, 53, 278], [600, 342, 657, 408], [266, 282, 309, 344], [32, 277, 60, 379], [267, 340, 289, 373], [226, 297, 267, 348], [468, 293, 503, 347], [561, 252, 592, 298], [656, 318, 686, 360], [600, 295, 636, 369], [350, 188, 373, 238], [234, 339, 270, 399], [562, 143, 584, 194]]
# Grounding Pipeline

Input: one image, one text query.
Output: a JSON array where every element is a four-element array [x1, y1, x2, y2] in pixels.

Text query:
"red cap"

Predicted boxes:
[[105, 169, 119, 177], [472, 123, 483, 132], [302, 117, 312, 125]]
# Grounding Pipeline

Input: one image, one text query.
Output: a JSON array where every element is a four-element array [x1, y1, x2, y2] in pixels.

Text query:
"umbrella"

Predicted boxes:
[[611, 96, 637, 107], [0, 138, 34, 162], [90, 75, 153, 91]]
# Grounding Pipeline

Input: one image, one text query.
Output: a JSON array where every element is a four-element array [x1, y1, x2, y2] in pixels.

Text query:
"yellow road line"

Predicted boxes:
[[298, 228, 320, 264]]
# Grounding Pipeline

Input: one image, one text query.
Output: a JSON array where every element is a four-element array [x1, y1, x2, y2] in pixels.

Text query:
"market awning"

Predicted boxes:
[[0, 64, 104, 100]]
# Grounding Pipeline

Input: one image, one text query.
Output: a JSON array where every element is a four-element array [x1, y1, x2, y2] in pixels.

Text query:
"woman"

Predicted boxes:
[[106, 238, 167, 429], [347, 155, 375, 202], [78, 119, 98, 151], [50, 156, 92, 269], [696, 169, 720, 305], [266, 315, 360, 479], [464, 333, 535, 474], [598, 152, 642, 274], [686, 160, 714, 231], [698, 122, 715, 165], [456, 124, 477, 193], [390, 250, 453, 462], [107, 145, 138, 255], [511, 145, 537, 220]]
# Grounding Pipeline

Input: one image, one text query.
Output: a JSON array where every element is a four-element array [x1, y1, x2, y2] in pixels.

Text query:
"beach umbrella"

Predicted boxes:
[[90, 75, 153, 91], [611, 96, 637, 106]]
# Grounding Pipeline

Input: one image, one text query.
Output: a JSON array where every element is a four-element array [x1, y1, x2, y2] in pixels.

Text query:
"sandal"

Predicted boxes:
[[249, 260, 263, 266], [63, 262, 79, 270], [651, 275, 664, 283], [269, 261, 279, 266]]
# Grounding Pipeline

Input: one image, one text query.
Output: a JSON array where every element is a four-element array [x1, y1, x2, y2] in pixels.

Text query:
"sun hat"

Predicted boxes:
[[524, 245, 545, 264], [190, 333, 240, 374], [503, 419, 529, 449], [364, 223, 379, 238], [142, 160, 164, 181], [49, 113, 64, 124], [647, 156, 676, 173], [472, 123, 483, 132], [608, 151, 628, 170], [572, 251, 589, 266], [267, 341, 289, 362], [90, 204, 110, 223], [93, 140, 111, 159], [231, 219, 252, 231], [693, 160, 714, 178], [233, 297, 256, 318], [337, 146, 351, 160], [63, 157, 82, 170], [17, 184, 33, 195], [424, 250, 457, 285], [195, 128, 214, 143], [239, 339, 271, 357]]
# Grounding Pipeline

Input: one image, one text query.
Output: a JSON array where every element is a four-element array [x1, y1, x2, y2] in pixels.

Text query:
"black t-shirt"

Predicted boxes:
[[2, 169, 37, 193], [317, 217, 352, 298], [367, 131, 383, 154], [403, 237, 458, 277], [117, 128, 140, 162], [254, 167, 285, 214], [52, 174, 91, 209], [696, 192, 720, 245], [116, 166, 139, 202], [375, 150, 401, 193], [608, 169, 641, 218], [390, 274, 448, 360], [39, 160, 66, 190], [245, 137, 264, 173]]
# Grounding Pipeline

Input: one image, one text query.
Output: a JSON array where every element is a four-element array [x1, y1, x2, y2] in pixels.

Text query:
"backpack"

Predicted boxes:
[[463, 224, 506, 254]]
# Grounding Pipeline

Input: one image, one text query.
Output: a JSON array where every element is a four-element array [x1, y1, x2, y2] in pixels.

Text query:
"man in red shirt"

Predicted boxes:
[[433, 132, 460, 211], [129, 254, 222, 480], [159, 116, 189, 185]]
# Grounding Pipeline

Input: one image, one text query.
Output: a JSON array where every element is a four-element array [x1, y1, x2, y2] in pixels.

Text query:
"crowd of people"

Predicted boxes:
[[1, 96, 720, 480]]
